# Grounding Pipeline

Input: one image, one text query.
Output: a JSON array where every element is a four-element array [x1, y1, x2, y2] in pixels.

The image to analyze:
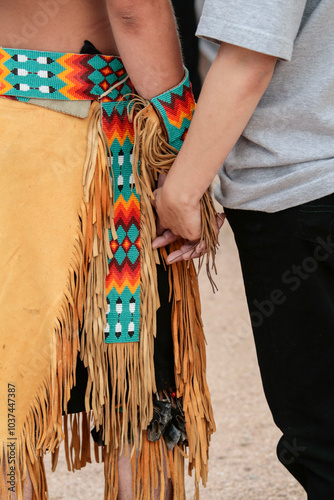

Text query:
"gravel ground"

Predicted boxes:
[[44, 221, 306, 499]]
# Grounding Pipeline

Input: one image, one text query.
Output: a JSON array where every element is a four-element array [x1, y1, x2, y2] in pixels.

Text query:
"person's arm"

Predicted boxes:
[[105, 0, 184, 99], [152, 42, 277, 250]]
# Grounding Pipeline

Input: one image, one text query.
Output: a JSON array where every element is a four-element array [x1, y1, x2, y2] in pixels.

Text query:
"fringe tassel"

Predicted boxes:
[[103, 431, 181, 500], [103, 445, 119, 500], [106, 341, 155, 454], [58, 94, 206, 499], [60, 412, 93, 473], [1, 440, 47, 500], [51, 94, 160, 491], [0, 99, 115, 499], [163, 249, 215, 492], [80, 101, 116, 450], [57, 93, 160, 486], [93, 98, 162, 458], [127, 96, 217, 495], [79, 99, 157, 459]]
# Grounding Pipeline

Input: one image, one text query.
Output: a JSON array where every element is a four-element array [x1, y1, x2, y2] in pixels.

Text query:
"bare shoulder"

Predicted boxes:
[[0, 0, 118, 55]]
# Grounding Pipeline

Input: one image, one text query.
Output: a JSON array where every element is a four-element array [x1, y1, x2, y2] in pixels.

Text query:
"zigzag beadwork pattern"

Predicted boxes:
[[103, 131, 140, 343], [151, 69, 195, 151], [0, 47, 134, 101], [0, 49, 11, 95], [102, 100, 140, 343], [102, 104, 135, 148]]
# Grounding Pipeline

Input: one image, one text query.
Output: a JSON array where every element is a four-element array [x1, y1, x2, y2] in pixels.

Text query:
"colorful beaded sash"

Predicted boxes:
[[0, 47, 194, 344]]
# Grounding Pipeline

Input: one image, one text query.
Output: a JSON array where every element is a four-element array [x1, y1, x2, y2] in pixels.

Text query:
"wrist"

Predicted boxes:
[[162, 174, 201, 211]]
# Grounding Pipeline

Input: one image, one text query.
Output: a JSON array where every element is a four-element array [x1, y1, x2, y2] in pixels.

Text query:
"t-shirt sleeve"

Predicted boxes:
[[196, 0, 307, 61]]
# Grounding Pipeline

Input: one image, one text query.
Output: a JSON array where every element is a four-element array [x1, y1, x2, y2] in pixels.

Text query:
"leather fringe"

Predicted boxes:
[[49, 91, 163, 496], [128, 97, 216, 495], [1, 435, 48, 500], [0, 100, 114, 499], [83, 97, 161, 458], [162, 247, 215, 493], [103, 444, 119, 500], [103, 431, 185, 500], [79, 100, 115, 447], [58, 413, 185, 500], [43, 93, 214, 499], [80, 98, 158, 458]]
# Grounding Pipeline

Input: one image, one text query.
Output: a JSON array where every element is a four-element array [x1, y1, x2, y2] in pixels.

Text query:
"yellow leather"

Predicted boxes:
[[0, 98, 89, 443]]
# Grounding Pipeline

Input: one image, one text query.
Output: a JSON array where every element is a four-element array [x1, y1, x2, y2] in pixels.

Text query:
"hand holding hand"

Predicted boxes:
[[152, 180, 225, 263], [152, 184, 202, 242]]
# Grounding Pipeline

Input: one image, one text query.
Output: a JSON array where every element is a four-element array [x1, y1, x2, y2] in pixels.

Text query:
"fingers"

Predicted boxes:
[[167, 244, 196, 264], [152, 229, 179, 249], [217, 212, 226, 229], [167, 241, 204, 264], [151, 198, 226, 262], [166, 212, 225, 264]]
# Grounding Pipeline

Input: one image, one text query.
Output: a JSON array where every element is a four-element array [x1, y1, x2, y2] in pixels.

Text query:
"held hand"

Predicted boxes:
[[152, 185, 202, 242], [162, 213, 225, 264], [152, 181, 225, 263]]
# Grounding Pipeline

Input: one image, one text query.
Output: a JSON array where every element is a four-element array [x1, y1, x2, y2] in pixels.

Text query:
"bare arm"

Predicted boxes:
[[153, 42, 278, 250], [105, 0, 184, 99]]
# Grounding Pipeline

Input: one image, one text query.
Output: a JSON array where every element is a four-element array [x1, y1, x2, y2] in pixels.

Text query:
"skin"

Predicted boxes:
[[0, 0, 118, 55], [0, 0, 183, 99], [0, 1, 182, 499]]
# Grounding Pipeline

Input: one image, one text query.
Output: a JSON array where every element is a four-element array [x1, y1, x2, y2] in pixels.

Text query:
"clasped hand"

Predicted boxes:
[[151, 178, 225, 263]]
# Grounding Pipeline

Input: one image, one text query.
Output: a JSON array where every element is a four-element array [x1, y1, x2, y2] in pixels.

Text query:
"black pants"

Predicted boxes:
[[225, 192, 334, 499]]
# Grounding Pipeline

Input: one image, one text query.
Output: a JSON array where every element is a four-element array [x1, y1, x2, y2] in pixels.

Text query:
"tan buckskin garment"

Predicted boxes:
[[0, 97, 113, 499], [0, 96, 87, 437]]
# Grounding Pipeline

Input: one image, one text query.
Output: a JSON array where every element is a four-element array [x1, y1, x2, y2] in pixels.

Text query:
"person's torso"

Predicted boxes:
[[0, 0, 117, 55]]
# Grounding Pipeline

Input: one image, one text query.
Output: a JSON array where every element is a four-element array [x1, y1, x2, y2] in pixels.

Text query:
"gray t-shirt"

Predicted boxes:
[[196, 0, 334, 212]]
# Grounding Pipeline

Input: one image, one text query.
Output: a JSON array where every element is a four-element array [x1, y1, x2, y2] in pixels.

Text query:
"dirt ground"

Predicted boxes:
[[44, 220, 306, 499]]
